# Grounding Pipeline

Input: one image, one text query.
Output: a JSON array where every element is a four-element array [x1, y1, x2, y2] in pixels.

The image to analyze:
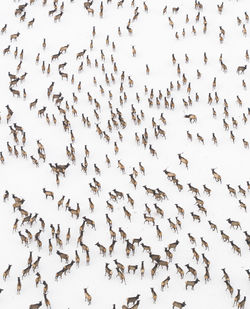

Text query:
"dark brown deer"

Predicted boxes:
[[29, 301, 42, 309]]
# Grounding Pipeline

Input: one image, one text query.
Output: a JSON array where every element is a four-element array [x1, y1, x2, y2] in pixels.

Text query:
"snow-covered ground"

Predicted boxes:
[[0, 0, 250, 308]]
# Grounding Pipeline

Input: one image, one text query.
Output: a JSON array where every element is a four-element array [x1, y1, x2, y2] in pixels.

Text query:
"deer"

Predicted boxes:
[[54, 11, 63, 22], [225, 280, 234, 296], [163, 169, 176, 180], [185, 278, 200, 290], [234, 289, 241, 306], [3, 265, 12, 280], [191, 212, 200, 223], [149, 252, 161, 263], [10, 32, 20, 41], [56, 250, 69, 263], [18, 231, 29, 246], [43, 293, 51, 308], [154, 204, 164, 218], [55, 268, 65, 280], [203, 185, 211, 196], [203, 265, 210, 282], [17, 277, 22, 294], [175, 263, 184, 279], [127, 294, 140, 306], [237, 296, 246, 309], [185, 264, 197, 278], [32, 257, 41, 272], [63, 260, 75, 273], [220, 230, 230, 242], [227, 184, 237, 197], [221, 268, 230, 281], [168, 219, 177, 232], [211, 168, 222, 182], [67, 203, 80, 219], [184, 114, 197, 123], [116, 267, 126, 284], [151, 263, 158, 279], [105, 263, 113, 279], [150, 288, 157, 303], [201, 237, 209, 250], [230, 241, 241, 255], [9, 87, 20, 97], [1, 24, 7, 33], [237, 65, 247, 74], [178, 153, 188, 168], [43, 188, 54, 199], [35, 272, 41, 287], [187, 233, 196, 245], [128, 265, 138, 274], [29, 301, 42, 309], [144, 213, 155, 225], [3, 45, 10, 55], [192, 248, 199, 263], [143, 185, 155, 195], [161, 276, 170, 290], [175, 204, 185, 217], [95, 242, 106, 256], [123, 207, 131, 221], [227, 218, 241, 229], [141, 243, 151, 253], [245, 269, 250, 280], [168, 240, 179, 251], [173, 301, 186, 309], [188, 183, 200, 195], [76, 49, 86, 59]]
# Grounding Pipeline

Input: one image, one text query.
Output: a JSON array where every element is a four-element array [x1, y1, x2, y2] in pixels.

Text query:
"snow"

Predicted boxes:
[[0, 0, 250, 308]]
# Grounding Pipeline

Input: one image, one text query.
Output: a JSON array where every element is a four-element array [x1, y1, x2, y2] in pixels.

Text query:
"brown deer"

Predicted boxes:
[[175, 264, 184, 279], [211, 168, 222, 182], [185, 264, 197, 278], [3, 265, 12, 280], [29, 301, 42, 309], [43, 188, 54, 199], [185, 278, 200, 290], [237, 65, 247, 74], [105, 263, 112, 279], [220, 230, 230, 242], [173, 301, 186, 309], [227, 218, 241, 229], [127, 294, 140, 306], [161, 276, 170, 290], [178, 153, 188, 168], [237, 296, 246, 309]]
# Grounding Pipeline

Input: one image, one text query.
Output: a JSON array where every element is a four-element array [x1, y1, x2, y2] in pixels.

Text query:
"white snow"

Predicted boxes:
[[0, 0, 250, 308]]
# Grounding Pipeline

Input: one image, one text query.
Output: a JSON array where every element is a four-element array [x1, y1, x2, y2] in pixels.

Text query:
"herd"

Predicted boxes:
[[0, 0, 250, 308]]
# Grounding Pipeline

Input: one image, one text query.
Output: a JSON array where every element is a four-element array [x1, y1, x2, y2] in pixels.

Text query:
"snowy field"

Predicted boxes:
[[0, 0, 250, 308]]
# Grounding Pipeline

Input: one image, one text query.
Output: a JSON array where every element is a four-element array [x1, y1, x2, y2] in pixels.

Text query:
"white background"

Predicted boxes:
[[0, 0, 250, 308]]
